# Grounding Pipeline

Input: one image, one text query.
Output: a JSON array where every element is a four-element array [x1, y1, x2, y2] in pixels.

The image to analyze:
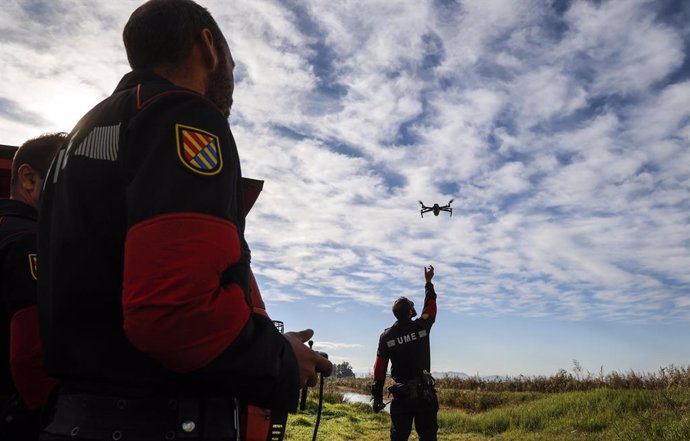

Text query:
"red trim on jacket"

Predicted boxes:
[[374, 355, 389, 382], [10, 306, 57, 410], [123, 212, 251, 372], [422, 298, 437, 320]]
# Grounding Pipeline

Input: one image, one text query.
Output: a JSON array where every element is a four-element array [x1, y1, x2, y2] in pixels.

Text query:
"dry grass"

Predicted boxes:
[[329, 363, 690, 396], [432, 364, 690, 393]]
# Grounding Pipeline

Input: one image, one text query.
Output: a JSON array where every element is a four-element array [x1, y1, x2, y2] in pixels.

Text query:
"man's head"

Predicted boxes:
[[393, 296, 417, 321], [10, 132, 67, 208], [123, 0, 234, 117]]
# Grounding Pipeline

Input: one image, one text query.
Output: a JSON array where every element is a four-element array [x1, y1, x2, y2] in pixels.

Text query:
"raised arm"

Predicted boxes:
[[420, 265, 437, 321]]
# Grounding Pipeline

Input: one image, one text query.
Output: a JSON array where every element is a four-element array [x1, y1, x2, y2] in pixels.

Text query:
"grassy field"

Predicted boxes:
[[284, 367, 690, 441]]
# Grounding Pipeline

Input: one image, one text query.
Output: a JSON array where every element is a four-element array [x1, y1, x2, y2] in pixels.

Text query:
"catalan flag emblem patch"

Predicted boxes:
[[176, 124, 223, 175], [28, 253, 38, 280]]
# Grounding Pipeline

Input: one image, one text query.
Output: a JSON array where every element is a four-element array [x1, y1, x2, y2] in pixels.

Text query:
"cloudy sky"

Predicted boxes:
[[2, 0, 689, 377]]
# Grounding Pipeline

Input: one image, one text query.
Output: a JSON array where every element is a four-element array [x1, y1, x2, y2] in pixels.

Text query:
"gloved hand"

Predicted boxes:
[[372, 399, 385, 413]]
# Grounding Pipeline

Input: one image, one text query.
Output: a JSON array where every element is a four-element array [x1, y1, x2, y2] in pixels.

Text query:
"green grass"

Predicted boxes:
[[285, 388, 690, 441]]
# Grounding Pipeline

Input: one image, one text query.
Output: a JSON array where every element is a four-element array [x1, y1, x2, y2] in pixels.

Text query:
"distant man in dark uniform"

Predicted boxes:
[[0, 133, 64, 440], [372, 265, 439, 441], [38, 1, 331, 440]]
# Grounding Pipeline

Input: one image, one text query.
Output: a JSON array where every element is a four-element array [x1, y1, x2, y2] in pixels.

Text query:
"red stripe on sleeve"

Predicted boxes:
[[374, 355, 388, 381], [10, 306, 57, 410], [423, 298, 437, 320], [123, 213, 251, 372]]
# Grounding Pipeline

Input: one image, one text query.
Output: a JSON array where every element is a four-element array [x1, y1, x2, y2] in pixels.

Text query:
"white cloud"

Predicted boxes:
[[311, 341, 362, 350], [512, 67, 589, 128], [0, 1, 128, 143], [562, 0, 684, 94], [1, 0, 688, 328]]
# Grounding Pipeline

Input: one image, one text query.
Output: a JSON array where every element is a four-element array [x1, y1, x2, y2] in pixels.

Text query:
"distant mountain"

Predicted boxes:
[[433, 371, 504, 381], [432, 371, 470, 379], [355, 371, 503, 381]]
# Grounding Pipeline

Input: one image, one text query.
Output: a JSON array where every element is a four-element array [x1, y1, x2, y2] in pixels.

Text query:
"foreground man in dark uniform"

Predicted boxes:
[[0, 134, 63, 440], [38, 1, 331, 440], [372, 265, 439, 441]]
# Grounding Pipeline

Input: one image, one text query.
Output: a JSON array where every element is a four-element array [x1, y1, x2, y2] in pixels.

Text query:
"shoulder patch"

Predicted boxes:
[[28, 253, 38, 280], [175, 124, 223, 176]]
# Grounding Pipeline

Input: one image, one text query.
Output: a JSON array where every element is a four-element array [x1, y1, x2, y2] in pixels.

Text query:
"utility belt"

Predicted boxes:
[[0, 393, 42, 439], [388, 373, 436, 403], [44, 393, 238, 441]]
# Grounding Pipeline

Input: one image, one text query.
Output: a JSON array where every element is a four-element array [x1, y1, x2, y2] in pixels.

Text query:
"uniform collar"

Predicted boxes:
[[0, 199, 37, 221], [113, 69, 175, 93]]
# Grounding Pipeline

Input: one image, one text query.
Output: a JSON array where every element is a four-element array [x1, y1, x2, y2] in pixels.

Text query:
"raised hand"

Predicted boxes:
[[425, 265, 434, 283]]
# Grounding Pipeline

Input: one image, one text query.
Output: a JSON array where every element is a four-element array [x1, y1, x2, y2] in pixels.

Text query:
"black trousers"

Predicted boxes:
[[389, 395, 438, 441]]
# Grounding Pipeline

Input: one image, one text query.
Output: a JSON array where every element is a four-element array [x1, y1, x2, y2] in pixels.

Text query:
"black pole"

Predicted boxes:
[[299, 340, 314, 411]]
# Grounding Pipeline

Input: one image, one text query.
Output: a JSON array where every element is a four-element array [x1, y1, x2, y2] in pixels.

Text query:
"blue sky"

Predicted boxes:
[[1, 0, 689, 376]]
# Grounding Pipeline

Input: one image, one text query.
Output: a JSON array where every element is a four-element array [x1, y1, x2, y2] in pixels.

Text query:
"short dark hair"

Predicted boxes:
[[393, 297, 413, 320], [11, 132, 67, 191], [123, 0, 225, 69]]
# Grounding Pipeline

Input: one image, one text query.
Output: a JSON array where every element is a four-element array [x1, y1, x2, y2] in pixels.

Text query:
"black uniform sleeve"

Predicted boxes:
[[199, 313, 299, 411], [123, 92, 243, 226], [121, 92, 298, 411]]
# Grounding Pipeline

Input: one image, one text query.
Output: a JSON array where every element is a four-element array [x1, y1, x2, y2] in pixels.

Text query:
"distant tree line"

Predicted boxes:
[[333, 361, 356, 378]]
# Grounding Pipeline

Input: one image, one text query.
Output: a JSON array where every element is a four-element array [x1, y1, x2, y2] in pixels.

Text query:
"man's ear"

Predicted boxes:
[[199, 28, 219, 72], [17, 164, 38, 191]]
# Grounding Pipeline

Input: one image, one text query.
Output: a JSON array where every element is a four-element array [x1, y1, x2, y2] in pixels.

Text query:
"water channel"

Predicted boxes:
[[342, 392, 390, 413]]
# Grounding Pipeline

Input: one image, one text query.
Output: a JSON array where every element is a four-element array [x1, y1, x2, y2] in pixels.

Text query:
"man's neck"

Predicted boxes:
[[9, 193, 36, 209], [152, 43, 210, 96]]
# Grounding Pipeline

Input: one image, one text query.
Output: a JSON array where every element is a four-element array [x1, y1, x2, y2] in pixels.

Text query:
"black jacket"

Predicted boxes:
[[372, 282, 437, 400], [0, 199, 38, 396], [38, 70, 298, 411]]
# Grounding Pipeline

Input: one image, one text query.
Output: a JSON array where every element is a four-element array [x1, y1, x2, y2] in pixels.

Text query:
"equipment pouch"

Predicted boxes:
[[420, 372, 437, 404], [387, 383, 410, 399]]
